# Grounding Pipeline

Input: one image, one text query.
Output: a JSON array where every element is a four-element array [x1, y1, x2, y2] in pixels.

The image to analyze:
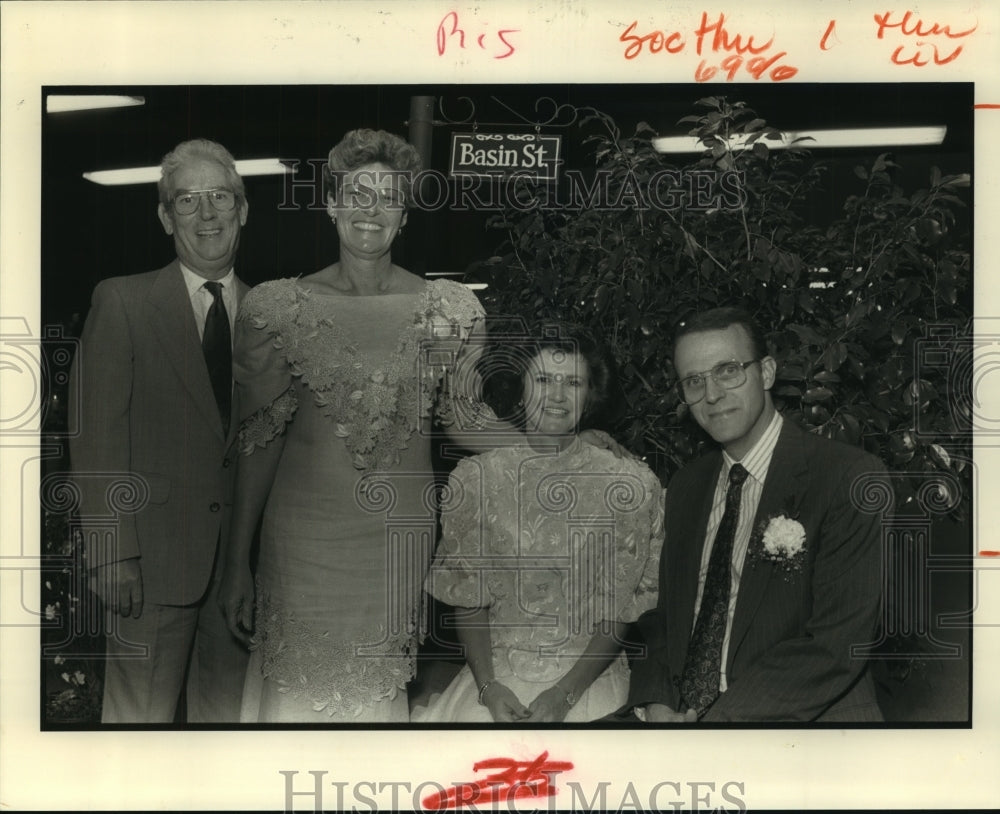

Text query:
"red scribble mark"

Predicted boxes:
[[979, 550, 1000, 557], [422, 751, 573, 810], [874, 10, 978, 40], [694, 12, 774, 56], [437, 11, 518, 59], [891, 42, 965, 66], [973, 104, 1000, 109], [820, 19, 837, 50]]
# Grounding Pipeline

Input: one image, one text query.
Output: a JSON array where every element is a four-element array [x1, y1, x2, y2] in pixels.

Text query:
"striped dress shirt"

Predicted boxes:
[[691, 409, 784, 691]]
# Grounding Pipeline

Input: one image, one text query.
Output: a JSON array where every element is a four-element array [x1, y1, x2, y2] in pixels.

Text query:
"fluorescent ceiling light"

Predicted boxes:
[[47, 95, 145, 113], [652, 126, 947, 154], [83, 158, 291, 186]]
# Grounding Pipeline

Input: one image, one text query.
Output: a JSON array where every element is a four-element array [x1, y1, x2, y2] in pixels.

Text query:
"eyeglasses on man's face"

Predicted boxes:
[[676, 359, 760, 405], [339, 183, 405, 210], [170, 188, 238, 216]]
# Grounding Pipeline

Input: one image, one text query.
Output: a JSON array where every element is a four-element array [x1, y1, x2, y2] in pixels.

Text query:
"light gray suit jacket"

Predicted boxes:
[[69, 260, 248, 606]]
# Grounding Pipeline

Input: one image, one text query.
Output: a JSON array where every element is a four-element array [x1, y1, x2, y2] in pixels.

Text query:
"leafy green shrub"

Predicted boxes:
[[477, 96, 971, 518]]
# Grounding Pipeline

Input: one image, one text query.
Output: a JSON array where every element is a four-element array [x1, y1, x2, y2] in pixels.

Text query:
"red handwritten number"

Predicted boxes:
[[495, 29, 517, 59], [422, 752, 574, 810], [820, 20, 837, 50]]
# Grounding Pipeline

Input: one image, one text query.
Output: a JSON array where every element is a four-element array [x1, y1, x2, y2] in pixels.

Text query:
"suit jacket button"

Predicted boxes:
[[222, 458, 231, 468], [209, 502, 221, 512]]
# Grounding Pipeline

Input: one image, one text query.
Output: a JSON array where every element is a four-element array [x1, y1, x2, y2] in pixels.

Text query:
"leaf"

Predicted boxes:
[[854, 166, 868, 180], [802, 386, 834, 403], [788, 323, 826, 347], [822, 342, 848, 372]]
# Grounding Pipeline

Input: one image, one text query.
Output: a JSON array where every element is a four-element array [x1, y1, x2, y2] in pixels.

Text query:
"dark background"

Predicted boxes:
[[42, 83, 973, 327]]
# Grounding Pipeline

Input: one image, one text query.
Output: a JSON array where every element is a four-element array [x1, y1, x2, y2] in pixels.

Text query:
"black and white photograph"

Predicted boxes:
[[2, 2, 998, 811]]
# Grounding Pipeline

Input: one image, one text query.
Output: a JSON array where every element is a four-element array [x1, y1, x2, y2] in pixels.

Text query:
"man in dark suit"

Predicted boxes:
[[628, 307, 885, 722], [70, 139, 250, 722]]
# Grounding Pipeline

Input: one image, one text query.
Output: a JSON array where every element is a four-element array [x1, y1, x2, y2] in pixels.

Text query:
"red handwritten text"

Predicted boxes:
[[437, 11, 518, 59], [693, 12, 773, 56], [422, 752, 573, 810], [620, 12, 797, 82], [820, 19, 837, 50], [873, 10, 977, 67]]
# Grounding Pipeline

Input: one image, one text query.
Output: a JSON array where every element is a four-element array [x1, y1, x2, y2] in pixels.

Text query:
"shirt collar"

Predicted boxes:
[[180, 263, 235, 298], [721, 410, 783, 485]]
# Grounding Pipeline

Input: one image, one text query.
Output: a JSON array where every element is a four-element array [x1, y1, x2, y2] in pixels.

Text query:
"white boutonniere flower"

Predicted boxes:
[[757, 514, 807, 573]]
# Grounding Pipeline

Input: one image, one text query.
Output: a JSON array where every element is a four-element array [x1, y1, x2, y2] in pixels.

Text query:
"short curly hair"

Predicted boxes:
[[158, 139, 244, 206], [490, 321, 623, 433], [323, 129, 422, 208]]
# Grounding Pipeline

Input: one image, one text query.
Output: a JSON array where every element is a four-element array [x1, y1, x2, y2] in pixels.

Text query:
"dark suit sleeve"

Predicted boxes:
[[626, 486, 682, 711], [69, 279, 140, 567], [702, 453, 885, 722]]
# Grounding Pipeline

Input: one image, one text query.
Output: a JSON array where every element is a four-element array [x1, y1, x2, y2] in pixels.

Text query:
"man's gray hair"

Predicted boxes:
[[158, 139, 245, 205]]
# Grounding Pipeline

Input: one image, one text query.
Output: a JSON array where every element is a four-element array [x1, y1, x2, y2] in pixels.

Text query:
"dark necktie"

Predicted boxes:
[[202, 281, 231, 435], [679, 462, 749, 716]]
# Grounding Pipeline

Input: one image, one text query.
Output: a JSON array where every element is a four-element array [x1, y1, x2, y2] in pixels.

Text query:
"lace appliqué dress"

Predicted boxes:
[[234, 277, 484, 722], [417, 439, 665, 722]]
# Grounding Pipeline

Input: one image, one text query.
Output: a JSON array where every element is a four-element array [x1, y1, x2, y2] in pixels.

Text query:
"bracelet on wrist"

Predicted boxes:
[[555, 680, 578, 708], [477, 679, 497, 705]]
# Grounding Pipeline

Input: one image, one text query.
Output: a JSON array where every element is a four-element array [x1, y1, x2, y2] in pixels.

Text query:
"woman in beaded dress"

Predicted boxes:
[[218, 130, 489, 722], [414, 325, 664, 723]]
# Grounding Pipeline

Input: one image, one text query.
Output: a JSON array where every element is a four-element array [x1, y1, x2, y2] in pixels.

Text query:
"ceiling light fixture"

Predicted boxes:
[[652, 126, 947, 154], [46, 95, 146, 113], [83, 158, 291, 186]]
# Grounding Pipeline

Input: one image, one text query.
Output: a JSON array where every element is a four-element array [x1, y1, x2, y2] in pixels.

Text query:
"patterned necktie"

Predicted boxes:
[[202, 281, 231, 435], [679, 462, 749, 716]]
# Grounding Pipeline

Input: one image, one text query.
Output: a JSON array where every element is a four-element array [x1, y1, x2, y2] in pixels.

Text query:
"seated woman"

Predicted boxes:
[[416, 324, 664, 723]]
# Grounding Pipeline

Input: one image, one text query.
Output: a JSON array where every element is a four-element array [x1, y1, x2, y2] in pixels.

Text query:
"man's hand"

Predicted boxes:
[[88, 558, 143, 618], [217, 563, 255, 646], [482, 681, 531, 722], [523, 685, 573, 723], [644, 703, 698, 723], [578, 429, 638, 461]]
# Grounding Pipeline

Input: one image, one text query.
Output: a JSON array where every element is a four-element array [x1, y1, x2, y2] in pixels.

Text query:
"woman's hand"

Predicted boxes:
[[217, 563, 255, 646], [523, 685, 574, 723], [578, 429, 638, 461], [482, 681, 531, 722]]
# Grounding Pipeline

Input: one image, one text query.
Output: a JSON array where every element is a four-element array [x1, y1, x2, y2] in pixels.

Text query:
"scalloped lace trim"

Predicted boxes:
[[238, 387, 298, 454], [250, 583, 420, 718]]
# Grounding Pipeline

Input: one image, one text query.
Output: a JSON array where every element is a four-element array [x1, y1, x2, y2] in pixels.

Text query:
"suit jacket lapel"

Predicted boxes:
[[728, 420, 809, 660], [670, 453, 723, 659], [148, 260, 226, 440]]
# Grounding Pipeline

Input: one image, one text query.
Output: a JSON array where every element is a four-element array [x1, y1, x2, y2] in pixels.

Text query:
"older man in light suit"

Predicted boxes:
[[70, 139, 250, 723], [628, 306, 885, 722]]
